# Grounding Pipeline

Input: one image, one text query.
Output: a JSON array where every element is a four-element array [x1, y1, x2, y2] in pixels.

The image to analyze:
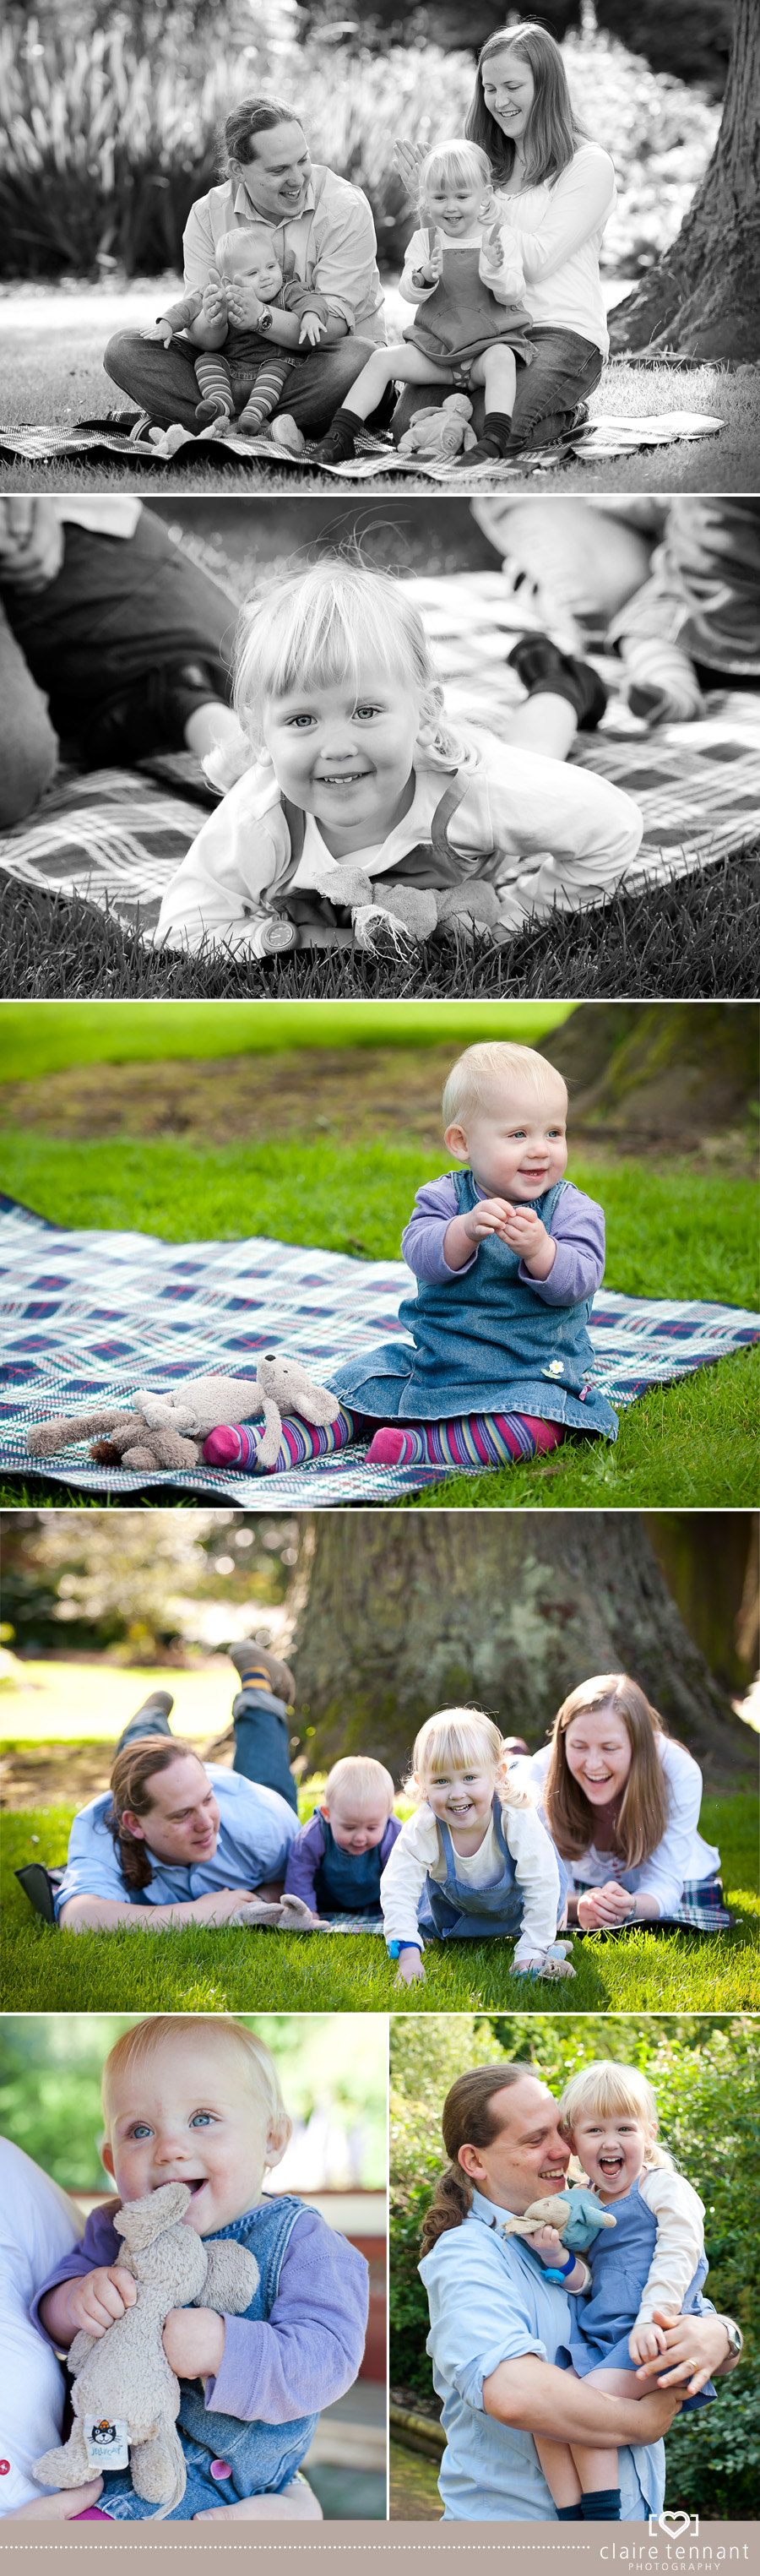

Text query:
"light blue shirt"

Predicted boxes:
[[419, 2185, 665, 2522], [54, 1764, 298, 1919]]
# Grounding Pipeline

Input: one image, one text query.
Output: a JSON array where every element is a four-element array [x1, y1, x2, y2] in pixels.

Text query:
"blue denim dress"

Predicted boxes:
[[559, 2176, 715, 2415], [417, 1793, 568, 1942], [331, 1170, 617, 1435], [315, 1818, 383, 1915], [97, 2198, 318, 2520]]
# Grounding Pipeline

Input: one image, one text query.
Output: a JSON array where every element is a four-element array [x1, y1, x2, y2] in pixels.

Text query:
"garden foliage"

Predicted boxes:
[[389, 2015, 760, 2515]]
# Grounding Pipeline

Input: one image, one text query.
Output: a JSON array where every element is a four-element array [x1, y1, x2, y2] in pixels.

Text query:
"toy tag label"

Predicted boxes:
[[84, 2417, 129, 2471]]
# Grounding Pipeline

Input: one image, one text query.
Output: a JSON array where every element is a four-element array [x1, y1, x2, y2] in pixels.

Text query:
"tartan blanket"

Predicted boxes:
[[574, 1873, 732, 1934], [2, 573, 759, 937], [2, 1193, 757, 1507], [0, 410, 723, 481]]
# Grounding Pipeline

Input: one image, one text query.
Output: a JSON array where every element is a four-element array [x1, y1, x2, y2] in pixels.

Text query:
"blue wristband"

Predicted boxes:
[[387, 1940, 422, 1959], [544, 2251, 577, 2282]]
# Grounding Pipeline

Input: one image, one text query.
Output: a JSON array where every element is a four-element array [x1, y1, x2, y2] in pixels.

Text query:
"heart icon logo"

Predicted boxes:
[[659, 2514, 692, 2538]]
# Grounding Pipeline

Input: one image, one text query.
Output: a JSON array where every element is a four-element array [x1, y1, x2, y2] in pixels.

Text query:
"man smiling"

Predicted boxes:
[[104, 95, 387, 438], [55, 1708, 299, 1934]]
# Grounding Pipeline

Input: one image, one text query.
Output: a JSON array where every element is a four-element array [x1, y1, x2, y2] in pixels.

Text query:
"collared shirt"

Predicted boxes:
[[53, 502, 144, 539], [529, 1737, 720, 1918], [419, 2184, 665, 2522], [182, 166, 385, 344], [53, 1763, 298, 1919]]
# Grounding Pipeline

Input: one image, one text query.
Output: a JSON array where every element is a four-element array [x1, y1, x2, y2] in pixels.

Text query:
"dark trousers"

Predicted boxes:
[[1, 508, 236, 756], [392, 324, 603, 450]]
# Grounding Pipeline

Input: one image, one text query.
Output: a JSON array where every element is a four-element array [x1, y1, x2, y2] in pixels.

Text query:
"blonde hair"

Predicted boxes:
[[560, 2060, 672, 2171], [324, 1754, 395, 1812], [214, 226, 281, 278], [404, 1706, 530, 1808], [419, 138, 491, 201], [233, 558, 459, 761], [543, 1674, 670, 1870], [442, 1040, 567, 1133], [101, 2016, 291, 2153]]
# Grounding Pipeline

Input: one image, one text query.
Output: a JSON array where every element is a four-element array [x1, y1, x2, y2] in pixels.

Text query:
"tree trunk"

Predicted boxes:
[[290, 1515, 750, 1784], [608, 0, 760, 357], [548, 1003, 758, 1153]]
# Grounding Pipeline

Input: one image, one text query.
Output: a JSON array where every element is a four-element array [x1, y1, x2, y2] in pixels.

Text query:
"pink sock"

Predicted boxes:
[[366, 1414, 564, 1470], [203, 1406, 358, 1472]]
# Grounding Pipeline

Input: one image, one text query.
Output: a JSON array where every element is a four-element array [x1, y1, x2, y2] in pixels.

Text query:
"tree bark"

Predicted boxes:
[[290, 1515, 751, 1784], [548, 1003, 758, 1153], [608, 0, 760, 358]]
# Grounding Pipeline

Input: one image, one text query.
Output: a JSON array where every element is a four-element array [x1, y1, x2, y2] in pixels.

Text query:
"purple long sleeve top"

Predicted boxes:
[[401, 1173, 605, 1305], [30, 2196, 368, 2425], [284, 1810, 401, 1907]]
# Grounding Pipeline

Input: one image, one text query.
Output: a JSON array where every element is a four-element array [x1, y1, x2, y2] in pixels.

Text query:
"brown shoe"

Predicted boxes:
[[228, 1640, 296, 1705]]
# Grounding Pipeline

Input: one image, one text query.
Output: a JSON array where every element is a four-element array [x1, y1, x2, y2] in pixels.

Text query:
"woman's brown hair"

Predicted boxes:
[[542, 1674, 670, 1871], [105, 1739, 198, 1893], [464, 22, 589, 193], [421, 2065, 525, 2256]]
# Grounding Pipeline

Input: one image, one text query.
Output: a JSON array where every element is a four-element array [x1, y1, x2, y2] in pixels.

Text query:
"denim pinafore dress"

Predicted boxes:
[[97, 2198, 318, 2522], [315, 1813, 383, 1915], [417, 1792, 567, 1943], [404, 243, 534, 373], [267, 775, 513, 947], [559, 2175, 715, 2415], [331, 1169, 617, 1437]]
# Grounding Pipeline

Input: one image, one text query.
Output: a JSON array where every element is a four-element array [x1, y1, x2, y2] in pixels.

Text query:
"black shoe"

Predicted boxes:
[[311, 415, 359, 465], [507, 633, 608, 731]]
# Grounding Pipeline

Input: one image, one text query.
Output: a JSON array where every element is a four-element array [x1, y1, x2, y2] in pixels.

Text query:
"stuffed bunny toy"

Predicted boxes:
[[498, 2186, 617, 2253], [33, 2181, 260, 2520], [26, 1354, 340, 1474], [398, 394, 476, 460], [307, 861, 506, 953]]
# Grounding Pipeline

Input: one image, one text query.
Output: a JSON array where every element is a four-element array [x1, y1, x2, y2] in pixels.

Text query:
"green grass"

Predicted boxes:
[[0, 999, 573, 1084], [3, 1792, 757, 2016], [2, 1129, 757, 1510]]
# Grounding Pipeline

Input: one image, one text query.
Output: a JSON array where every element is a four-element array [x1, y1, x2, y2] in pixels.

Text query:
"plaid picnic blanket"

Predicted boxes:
[[0, 410, 723, 481], [2, 573, 759, 936], [2, 1193, 757, 1506], [574, 1874, 732, 1933]]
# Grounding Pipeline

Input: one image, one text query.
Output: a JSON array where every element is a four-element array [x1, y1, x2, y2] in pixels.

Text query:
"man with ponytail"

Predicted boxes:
[[417, 2063, 740, 2519], [54, 1699, 299, 1934]]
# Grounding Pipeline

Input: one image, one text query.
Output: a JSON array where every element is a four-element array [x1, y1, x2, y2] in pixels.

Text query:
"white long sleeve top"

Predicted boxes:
[[529, 1736, 719, 1919], [379, 1793, 561, 1965], [494, 145, 616, 355], [634, 2169, 708, 2327]]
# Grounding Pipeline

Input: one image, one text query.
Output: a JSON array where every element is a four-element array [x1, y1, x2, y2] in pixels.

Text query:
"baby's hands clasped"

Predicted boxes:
[[462, 1199, 556, 1276]]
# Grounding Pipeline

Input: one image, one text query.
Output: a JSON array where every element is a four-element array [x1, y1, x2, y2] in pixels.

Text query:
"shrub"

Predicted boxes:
[[594, 0, 733, 98]]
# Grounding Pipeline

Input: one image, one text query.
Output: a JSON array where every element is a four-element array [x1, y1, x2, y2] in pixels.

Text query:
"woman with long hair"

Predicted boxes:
[[529, 1674, 731, 1933]]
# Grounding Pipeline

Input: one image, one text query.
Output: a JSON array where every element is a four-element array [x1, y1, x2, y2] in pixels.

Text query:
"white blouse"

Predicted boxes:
[[529, 1734, 720, 1917], [495, 144, 616, 356], [379, 1795, 561, 1965]]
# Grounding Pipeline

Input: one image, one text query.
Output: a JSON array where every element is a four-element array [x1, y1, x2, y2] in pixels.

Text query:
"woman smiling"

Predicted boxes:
[[529, 1675, 731, 1933]]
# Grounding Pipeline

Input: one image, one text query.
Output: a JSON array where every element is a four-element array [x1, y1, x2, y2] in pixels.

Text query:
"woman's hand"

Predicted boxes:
[[629, 2319, 667, 2366], [162, 2306, 225, 2380], [394, 1946, 425, 1986], [64, 2264, 137, 2339], [637, 2308, 738, 2396], [3, 2481, 104, 2520], [577, 1882, 636, 1931], [393, 137, 427, 204]]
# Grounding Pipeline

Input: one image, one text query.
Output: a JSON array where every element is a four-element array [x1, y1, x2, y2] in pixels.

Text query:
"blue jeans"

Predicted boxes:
[[117, 1695, 298, 1812], [104, 329, 377, 436], [392, 325, 603, 451]]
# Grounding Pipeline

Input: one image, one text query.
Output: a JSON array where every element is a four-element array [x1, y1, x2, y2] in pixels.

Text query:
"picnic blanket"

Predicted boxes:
[[0, 410, 723, 481], [2, 572, 759, 937], [2, 1193, 757, 1507]]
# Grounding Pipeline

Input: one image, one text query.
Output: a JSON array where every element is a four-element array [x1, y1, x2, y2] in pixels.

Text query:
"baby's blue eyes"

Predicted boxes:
[[128, 2112, 214, 2140], [285, 706, 382, 728]]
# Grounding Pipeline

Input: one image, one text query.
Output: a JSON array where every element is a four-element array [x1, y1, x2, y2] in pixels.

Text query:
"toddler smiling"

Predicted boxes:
[[31, 2016, 367, 2522], [380, 1706, 574, 1986], [285, 1755, 399, 1921]]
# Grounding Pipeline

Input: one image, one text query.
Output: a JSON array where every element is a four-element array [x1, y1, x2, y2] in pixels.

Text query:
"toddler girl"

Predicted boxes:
[[285, 1754, 400, 1922], [527, 2060, 715, 2522], [155, 559, 643, 956], [144, 230, 332, 439], [381, 1705, 574, 1987], [312, 139, 533, 467], [328, 1038, 617, 1471], [31, 2016, 367, 2521]]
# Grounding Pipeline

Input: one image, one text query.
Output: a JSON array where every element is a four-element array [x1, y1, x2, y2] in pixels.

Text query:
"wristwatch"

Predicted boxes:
[[718, 2316, 743, 2360], [257, 308, 273, 332]]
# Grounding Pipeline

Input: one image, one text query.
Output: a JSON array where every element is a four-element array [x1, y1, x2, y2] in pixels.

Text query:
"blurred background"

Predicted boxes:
[[389, 2010, 759, 2522], [0, 2010, 388, 2518]]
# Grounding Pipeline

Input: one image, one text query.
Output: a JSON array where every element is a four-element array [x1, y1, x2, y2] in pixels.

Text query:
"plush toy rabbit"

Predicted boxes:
[[498, 2186, 617, 2253], [26, 1353, 340, 1474], [33, 2181, 260, 2519], [398, 394, 476, 459]]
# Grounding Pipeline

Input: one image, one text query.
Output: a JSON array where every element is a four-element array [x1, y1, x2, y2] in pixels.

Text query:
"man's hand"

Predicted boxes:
[[64, 2264, 137, 2340], [299, 308, 325, 345], [0, 498, 65, 592], [628, 2387, 683, 2443], [193, 1887, 272, 1927], [577, 1882, 636, 1931], [629, 2319, 667, 2366], [394, 1946, 425, 1986], [637, 2308, 736, 2396], [162, 2306, 225, 2380]]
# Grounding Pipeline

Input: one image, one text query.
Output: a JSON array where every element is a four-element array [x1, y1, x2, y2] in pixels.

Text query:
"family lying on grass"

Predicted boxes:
[[3, 2016, 366, 2521], [415, 2061, 742, 2521], [32, 1656, 730, 1988], [106, 24, 616, 464]]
